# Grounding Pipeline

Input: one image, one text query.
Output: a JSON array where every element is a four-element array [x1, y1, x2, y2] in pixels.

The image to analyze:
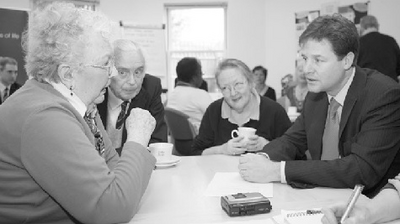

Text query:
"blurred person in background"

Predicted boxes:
[[0, 56, 21, 104], [167, 57, 213, 134], [358, 15, 400, 82], [252, 65, 276, 101]]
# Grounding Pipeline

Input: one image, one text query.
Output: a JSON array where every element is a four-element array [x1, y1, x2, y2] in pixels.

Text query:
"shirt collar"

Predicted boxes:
[[47, 80, 87, 117], [0, 82, 7, 92], [221, 89, 260, 122], [327, 67, 356, 106]]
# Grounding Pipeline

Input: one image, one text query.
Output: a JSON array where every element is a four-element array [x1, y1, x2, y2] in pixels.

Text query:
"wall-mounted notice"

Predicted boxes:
[[120, 22, 167, 87]]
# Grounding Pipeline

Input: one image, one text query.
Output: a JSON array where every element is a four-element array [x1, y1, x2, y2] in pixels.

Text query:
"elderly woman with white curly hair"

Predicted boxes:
[[0, 2, 156, 224]]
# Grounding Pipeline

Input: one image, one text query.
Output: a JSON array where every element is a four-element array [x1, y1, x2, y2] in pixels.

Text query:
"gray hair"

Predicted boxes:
[[113, 39, 145, 67], [22, 2, 114, 82], [215, 58, 254, 88]]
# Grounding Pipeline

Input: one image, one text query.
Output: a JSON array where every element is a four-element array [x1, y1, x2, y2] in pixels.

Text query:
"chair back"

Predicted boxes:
[[164, 107, 197, 156]]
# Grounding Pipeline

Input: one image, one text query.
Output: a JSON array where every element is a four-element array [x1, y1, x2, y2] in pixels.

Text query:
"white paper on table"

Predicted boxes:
[[204, 172, 273, 197]]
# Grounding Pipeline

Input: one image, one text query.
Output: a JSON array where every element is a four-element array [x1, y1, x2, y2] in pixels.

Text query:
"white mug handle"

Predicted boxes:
[[231, 129, 239, 139]]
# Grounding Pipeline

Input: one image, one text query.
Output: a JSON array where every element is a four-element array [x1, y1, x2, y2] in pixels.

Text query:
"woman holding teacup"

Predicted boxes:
[[191, 58, 292, 156]]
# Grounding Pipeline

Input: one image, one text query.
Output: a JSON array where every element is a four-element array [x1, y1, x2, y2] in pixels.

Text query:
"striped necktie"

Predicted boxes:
[[116, 101, 129, 130], [3, 87, 9, 102], [84, 110, 105, 156], [321, 98, 341, 160]]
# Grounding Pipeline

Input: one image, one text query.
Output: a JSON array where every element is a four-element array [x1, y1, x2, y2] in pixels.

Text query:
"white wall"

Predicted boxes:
[[265, 0, 400, 97], [2, 0, 400, 96]]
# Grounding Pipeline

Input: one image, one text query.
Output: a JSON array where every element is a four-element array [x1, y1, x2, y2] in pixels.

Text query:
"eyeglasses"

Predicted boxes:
[[116, 67, 145, 80], [220, 81, 247, 95], [82, 61, 115, 78]]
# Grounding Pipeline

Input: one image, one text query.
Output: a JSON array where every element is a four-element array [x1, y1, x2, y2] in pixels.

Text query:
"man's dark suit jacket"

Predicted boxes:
[[97, 74, 167, 155], [262, 66, 400, 197], [358, 31, 400, 82], [0, 82, 21, 105]]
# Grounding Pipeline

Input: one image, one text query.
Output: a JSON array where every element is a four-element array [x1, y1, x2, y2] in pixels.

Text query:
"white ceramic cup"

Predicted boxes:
[[287, 106, 298, 115], [149, 142, 173, 163], [231, 127, 256, 143]]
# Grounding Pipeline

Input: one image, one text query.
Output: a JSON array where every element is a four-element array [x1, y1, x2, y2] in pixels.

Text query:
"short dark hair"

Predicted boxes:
[[299, 14, 359, 66], [252, 65, 267, 79], [176, 57, 201, 83], [0, 57, 17, 71], [360, 15, 379, 30]]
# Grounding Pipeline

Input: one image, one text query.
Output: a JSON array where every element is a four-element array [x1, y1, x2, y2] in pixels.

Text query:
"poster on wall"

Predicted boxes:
[[120, 22, 168, 89], [338, 2, 369, 33], [0, 8, 29, 85]]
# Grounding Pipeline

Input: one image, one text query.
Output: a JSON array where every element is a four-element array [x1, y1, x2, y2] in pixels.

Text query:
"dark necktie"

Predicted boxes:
[[116, 101, 129, 130], [3, 87, 9, 102], [84, 110, 105, 156], [321, 98, 341, 160]]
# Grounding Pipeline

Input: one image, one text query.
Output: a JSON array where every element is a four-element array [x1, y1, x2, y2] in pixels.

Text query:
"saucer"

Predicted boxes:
[[155, 160, 180, 168], [156, 155, 181, 166]]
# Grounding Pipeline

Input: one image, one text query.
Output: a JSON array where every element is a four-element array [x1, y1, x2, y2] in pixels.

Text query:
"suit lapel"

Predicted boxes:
[[339, 67, 365, 138]]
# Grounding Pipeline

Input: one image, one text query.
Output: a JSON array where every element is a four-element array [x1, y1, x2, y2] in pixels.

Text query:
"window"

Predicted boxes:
[[166, 4, 226, 93]]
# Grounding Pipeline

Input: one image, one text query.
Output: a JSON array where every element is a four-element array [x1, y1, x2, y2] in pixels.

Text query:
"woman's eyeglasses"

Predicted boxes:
[[82, 61, 116, 78]]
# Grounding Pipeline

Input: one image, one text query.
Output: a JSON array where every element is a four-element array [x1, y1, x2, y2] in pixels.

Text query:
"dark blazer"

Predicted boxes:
[[97, 74, 167, 155], [358, 32, 400, 82], [262, 66, 400, 197], [0, 82, 21, 105]]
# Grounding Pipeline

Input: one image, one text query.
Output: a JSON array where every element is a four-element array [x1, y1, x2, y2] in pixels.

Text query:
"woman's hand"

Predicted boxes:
[[125, 108, 156, 147], [223, 136, 247, 155], [246, 135, 269, 152]]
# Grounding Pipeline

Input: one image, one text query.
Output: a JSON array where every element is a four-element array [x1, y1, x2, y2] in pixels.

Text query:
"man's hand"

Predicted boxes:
[[125, 108, 156, 147], [238, 153, 280, 183]]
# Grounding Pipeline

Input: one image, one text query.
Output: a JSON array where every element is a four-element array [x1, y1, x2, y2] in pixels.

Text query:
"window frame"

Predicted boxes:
[[165, 3, 227, 93]]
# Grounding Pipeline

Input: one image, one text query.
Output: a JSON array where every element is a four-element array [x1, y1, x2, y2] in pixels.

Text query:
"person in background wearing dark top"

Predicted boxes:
[[322, 173, 400, 224], [238, 14, 400, 198], [0, 2, 156, 223], [358, 15, 400, 82], [97, 39, 167, 156], [192, 58, 291, 156], [252, 65, 276, 101], [0, 57, 21, 104]]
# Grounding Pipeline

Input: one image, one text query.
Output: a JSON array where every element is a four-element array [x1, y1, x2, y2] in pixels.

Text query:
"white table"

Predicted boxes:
[[129, 155, 399, 224]]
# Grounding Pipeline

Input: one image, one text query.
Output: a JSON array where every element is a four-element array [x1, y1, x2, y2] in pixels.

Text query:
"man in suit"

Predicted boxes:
[[97, 39, 167, 156], [358, 15, 400, 82], [238, 14, 400, 198], [0, 57, 21, 105]]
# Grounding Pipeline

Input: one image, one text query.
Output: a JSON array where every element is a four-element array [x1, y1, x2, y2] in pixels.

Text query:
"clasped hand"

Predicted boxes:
[[224, 135, 269, 155], [238, 153, 280, 183], [126, 108, 156, 147]]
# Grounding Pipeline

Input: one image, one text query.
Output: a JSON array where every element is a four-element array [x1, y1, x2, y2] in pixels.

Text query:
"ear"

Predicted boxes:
[[342, 52, 355, 70], [58, 64, 75, 87]]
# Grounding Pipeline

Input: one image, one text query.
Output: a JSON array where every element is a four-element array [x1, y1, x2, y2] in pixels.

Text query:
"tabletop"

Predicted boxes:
[[128, 155, 399, 224]]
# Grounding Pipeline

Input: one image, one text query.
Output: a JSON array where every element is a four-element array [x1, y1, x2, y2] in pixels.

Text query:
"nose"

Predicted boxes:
[[302, 59, 313, 75], [126, 73, 137, 85]]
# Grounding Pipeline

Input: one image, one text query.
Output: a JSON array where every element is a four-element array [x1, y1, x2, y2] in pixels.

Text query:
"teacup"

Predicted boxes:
[[231, 127, 256, 143], [149, 142, 173, 163]]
